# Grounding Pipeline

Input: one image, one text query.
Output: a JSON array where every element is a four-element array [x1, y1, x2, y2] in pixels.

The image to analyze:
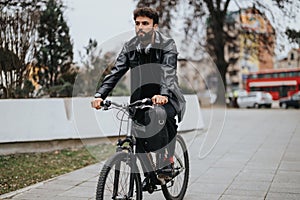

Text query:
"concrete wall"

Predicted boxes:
[[0, 95, 204, 143]]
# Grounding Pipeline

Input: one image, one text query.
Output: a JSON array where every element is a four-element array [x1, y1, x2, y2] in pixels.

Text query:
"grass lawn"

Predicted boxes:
[[0, 143, 115, 195]]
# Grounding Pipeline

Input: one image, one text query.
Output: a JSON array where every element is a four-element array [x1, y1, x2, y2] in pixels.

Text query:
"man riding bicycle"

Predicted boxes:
[[91, 7, 185, 190]]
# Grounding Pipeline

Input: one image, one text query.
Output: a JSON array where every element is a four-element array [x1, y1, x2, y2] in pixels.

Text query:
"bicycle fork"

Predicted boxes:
[[112, 154, 137, 200]]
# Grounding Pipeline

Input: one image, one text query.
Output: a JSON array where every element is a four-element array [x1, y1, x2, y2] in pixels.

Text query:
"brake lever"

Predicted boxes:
[[135, 105, 153, 110]]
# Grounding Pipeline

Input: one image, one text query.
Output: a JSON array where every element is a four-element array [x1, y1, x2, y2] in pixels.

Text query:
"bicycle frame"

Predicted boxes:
[[105, 99, 166, 187], [115, 115, 161, 184], [97, 98, 189, 199]]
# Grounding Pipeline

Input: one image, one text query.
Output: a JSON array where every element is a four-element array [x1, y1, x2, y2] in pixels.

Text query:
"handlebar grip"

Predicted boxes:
[[101, 100, 111, 109]]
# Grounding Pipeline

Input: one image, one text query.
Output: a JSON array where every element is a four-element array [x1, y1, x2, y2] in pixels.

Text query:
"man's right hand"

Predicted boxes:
[[91, 98, 103, 110]]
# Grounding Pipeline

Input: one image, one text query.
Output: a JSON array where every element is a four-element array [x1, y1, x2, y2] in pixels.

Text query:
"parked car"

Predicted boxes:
[[237, 91, 273, 108], [227, 89, 248, 107], [279, 91, 300, 109]]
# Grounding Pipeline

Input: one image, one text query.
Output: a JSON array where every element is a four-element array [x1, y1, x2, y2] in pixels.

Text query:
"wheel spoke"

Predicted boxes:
[[96, 152, 142, 200], [162, 135, 189, 199]]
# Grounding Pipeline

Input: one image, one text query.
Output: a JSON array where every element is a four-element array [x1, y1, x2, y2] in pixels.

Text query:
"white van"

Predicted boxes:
[[237, 91, 273, 108]]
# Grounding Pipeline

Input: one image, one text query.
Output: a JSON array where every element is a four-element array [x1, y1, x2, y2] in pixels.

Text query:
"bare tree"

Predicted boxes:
[[285, 28, 300, 47], [74, 39, 130, 97], [0, 0, 45, 98], [134, 0, 300, 102]]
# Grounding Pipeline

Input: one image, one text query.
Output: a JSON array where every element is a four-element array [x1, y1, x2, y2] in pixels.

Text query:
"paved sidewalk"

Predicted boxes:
[[1, 109, 300, 200]]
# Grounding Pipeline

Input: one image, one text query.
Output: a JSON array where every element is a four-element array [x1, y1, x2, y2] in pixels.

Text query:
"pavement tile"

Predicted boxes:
[[228, 181, 270, 192], [283, 152, 300, 162], [184, 193, 220, 200], [54, 171, 97, 182], [265, 192, 300, 200], [219, 194, 264, 200], [193, 168, 237, 184], [224, 188, 267, 198], [269, 182, 300, 194], [211, 160, 246, 169], [32, 182, 74, 191], [234, 170, 275, 182], [220, 151, 254, 161], [243, 161, 279, 171], [77, 180, 98, 188], [11, 188, 59, 199], [279, 161, 300, 171], [188, 182, 228, 195], [273, 171, 300, 183], [57, 186, 95, 199]]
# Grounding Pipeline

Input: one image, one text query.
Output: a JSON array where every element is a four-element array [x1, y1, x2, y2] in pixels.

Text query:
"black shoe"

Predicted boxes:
[[157, 163, 174, 180], [142, 177, 156, 193]]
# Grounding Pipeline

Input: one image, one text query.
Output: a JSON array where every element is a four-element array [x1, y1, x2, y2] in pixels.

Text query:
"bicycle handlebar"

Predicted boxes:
[[100, 98, 153, 110], [128, 98, 153, 107]]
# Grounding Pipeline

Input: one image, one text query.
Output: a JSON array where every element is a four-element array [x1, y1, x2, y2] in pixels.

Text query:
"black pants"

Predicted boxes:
[[162, 103, 177, 157]]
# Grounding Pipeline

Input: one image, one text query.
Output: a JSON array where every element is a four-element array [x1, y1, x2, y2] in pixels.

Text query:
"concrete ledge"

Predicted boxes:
[[0, 137, 119, 155], [0, 95, 204, 144]]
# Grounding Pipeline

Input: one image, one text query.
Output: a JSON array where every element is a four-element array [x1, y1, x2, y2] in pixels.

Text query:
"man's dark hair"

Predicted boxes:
[[133, 7, 159, 25]]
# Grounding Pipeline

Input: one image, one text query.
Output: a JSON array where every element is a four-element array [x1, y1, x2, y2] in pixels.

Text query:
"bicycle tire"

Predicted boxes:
[[162, 134, 189, 200], [96, 152, 142, 200]]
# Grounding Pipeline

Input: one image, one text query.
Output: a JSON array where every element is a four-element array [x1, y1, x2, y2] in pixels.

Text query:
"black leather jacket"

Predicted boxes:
[[96, 31, 186, 122]]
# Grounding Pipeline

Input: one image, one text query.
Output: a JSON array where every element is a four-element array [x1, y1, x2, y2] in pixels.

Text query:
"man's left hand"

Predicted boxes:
[[152, 95, 168, 105]]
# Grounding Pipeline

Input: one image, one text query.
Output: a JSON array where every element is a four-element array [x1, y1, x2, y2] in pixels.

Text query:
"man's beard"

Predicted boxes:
[[137, 29, 154, 42]]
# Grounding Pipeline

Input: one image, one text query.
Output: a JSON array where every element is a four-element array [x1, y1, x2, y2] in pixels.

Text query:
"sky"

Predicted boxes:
[[63, 0, 299, 64], [63, 0, 137, 63]]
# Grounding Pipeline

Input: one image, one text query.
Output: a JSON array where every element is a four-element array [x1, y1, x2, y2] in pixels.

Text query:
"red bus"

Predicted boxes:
[[246, 68, 300, 100]]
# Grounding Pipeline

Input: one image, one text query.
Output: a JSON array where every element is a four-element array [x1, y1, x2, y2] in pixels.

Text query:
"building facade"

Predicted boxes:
[[276, 48, 300, 69], [225, 7, 276, 91]]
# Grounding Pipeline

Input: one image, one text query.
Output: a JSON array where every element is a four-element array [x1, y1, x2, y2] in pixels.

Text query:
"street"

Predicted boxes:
[[2, 108, 300, 200]]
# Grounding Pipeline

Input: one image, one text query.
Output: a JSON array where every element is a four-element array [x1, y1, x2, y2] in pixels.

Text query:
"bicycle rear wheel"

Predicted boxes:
[[162, 134, 189, 200], [96, 152, 142, 200]]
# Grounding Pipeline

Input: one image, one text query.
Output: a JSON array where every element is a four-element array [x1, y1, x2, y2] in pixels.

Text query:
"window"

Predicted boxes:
[[258, 74, 264, 78], [250, 87, 261, 91], [279, 72, 286, 78], [287, 72, 296, 77], [263, 74, 272, 78], [273, 73, 279, 78], [249, 74, 257, 79], [264, 87, 271, 92], [291, 53, 294, 60]]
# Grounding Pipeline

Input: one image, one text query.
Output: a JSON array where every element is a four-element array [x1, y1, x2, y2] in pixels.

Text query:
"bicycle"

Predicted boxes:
[[95, 98, 189, 200]]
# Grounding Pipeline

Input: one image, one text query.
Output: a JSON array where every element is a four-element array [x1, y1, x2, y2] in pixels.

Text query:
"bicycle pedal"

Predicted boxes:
[[157, 174, 171, 180], [157, 167, 174, 181], [157, 175, 172, 186], [145, 184, 157, 194]]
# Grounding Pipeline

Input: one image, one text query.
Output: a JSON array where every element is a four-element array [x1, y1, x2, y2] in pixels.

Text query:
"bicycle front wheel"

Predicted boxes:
[[96, 152, 142, 200], [162, 134, 189, 200]]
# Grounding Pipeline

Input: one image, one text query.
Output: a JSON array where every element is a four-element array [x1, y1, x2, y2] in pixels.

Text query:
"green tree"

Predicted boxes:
[[0, 0, 43, 98], [75, 39, 109, 96], [36, 0, 73, 97], [135, 0, 299, 103]]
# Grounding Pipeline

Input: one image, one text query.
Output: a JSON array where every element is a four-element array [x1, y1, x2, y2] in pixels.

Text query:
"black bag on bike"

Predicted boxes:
[[133, 105, 169, 152]]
